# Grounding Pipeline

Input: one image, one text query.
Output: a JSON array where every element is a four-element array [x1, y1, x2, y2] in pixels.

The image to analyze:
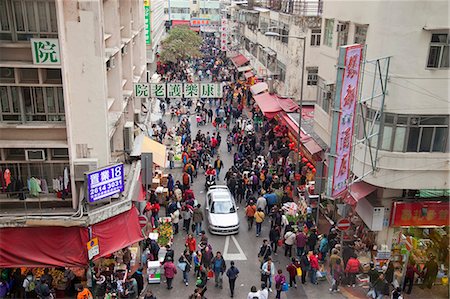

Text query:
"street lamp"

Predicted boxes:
[[265, 31, 306, 200]]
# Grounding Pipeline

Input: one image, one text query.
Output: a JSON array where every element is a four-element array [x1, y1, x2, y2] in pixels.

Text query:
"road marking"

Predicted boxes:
[[223, 235, 247, 261]]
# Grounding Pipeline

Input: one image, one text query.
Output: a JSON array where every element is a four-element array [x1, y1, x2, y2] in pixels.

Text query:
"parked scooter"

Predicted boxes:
[[205, 174, 216, 190]]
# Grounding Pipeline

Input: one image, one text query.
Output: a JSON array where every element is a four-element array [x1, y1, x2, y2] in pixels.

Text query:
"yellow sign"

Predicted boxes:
[[87, 237, 99, 260], [87, 237, 98, 250]]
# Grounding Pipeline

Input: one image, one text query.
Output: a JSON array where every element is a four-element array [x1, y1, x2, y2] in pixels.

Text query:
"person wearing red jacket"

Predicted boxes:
[[163, 257, 177, 289], [185, 234, 197, 253], [286, 257, 301, 288], [309, 251, 319, 285], [345, 255, 361, 287], [150, 200, 160, 228]]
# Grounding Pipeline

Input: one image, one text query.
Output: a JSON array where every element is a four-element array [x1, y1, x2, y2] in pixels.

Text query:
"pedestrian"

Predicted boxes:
[[247, 286, 260, 299], [130, 268, 144, 296], [211, 251, 227, 289], [255, 208, 265, 237], [261, 257, 275, 292], [202, 245, 214, 271], [307, 229, 318, 252], [144, 289, 156, 299], [284, 229, 296, 257], [125, 276, 139, 299], [167, 148, 175, 169], [372, 274, 390, 299], [329, 249, 341, 277], [192, 204, 204, 236], [309, 251, 319, 285], [170, 206, 180, 234], [330, 259, 344, 293], [75, 283, 93, 299], [269, 225, 281, 254], [226, 261, 239, 298], [286, 257, 300, 288], [185, 234, 197, 254], [178, 251, 192, 286], [245, 200, 257, 230], [23, 271, 35, 299], [163, 257, 177, 289], [274, 269, 286, 299], [422, 255, 438, 289], [259, 282, 269, 299], [258, 239, 272, 266], [214, 156, 224, 180], [403, 262, 419, 294], [296, 229, 307, 258], [181, 205, 193, 232], [345, 254, 361, 287], [319, 234, 329, 261]]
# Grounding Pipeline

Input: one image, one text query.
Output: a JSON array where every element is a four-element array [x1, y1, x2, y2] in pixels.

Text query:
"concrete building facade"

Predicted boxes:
[[0, 0, 147, 226], [148, 0, 166, 66], [165, 0, 222, 25], [313, 0, 449, 244]]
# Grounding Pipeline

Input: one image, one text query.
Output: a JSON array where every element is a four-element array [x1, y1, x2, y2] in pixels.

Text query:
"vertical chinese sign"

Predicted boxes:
[[220, 17, 227, 52], [328, 44, 363, 197], [144, 0, 151, 45], [31, 38, 61, 65]]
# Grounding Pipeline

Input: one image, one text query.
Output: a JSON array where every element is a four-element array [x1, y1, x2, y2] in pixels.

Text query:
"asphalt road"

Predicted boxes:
[[147, 101, 346, 299]]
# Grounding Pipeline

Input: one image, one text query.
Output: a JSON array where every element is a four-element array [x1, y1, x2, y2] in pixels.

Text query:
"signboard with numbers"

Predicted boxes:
[[31, 38, 61, 65], [134, 83, 150, 98], [144, 0, 151, 45], [183, 83, 200, 98], [86, 163, 124, 203], [150, 83, 166, 98], [167, 83, 183, 98]]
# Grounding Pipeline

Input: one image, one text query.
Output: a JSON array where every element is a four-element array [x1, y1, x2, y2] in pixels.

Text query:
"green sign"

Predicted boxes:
[[144, 0, 151, 45], [31, 38, 61, 65], [184, 83, 200, 98], [167, 83, 183, 98], [150, 83, 166, 98], [134, 83, 150, 98]]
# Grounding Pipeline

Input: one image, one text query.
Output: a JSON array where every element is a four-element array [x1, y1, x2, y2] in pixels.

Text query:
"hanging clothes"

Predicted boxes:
[[63, 167, 69, 190], [28, 177, 42, 197], [4, 169, 11, 187], [40, 179, 48, 194], [52, 178, 61, 192]]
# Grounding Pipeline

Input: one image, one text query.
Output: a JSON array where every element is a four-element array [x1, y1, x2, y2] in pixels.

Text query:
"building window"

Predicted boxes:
[[354, 24, 368, 45], [0, 86, 21, 121], [0, 0, 58, 41], [307, 67, 318, 85], [310, 28, 321, 46], [277, 60, 286, 82], [427, 33, 449, 68], [366, 110, 449, 153], [193, 0, 197, 3], [336, 22, 348, 48], [324, 19, 334, 47]]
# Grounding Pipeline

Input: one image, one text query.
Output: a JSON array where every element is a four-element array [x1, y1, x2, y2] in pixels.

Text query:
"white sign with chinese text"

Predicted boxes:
[[31, 38, 61, 65]]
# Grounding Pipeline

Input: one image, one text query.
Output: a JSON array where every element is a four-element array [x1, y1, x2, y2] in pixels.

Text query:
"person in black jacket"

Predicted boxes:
[[226, 261, 240, 298], [131, 268, 144, 296], [269, 226, 281, 254]]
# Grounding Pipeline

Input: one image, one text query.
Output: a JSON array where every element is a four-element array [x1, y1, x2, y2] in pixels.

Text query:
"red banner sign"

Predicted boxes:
[[390, 201, 449, 227]]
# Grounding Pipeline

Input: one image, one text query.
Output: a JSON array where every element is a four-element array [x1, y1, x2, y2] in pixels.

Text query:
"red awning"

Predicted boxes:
[[344, 181, 377, 205], [0, 226, 88, 267], [0, 208, 144, 268], [244, 71, 254, 79], [172, 20, 190, 26], [231, 54, 249, 67], [92, 207, 144, 259], [253, 92, 299, 119], [250, 82, 268, 95]]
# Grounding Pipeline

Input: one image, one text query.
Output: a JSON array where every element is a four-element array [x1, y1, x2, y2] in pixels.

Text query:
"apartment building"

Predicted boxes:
[[0, 0, 147, 226], [165, 0, 222, 25], [148, 0, 166, 66], [229, 0, 322, 103], [314, 1, 449, 245]]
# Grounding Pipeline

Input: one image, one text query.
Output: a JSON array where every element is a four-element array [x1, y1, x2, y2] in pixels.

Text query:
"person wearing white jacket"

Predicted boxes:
[[261, 257, 276, 292], [284, 229, 296, 258]]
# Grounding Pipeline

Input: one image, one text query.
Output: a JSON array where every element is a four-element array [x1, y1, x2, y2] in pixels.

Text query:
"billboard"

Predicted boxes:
[[144, 0, 151, 45], [328, 44, 363, 197], [86, 163, 124, 203]]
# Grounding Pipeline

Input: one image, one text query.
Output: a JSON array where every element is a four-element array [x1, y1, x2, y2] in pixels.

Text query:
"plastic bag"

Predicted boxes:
[[207, 270, 214, 278], [296, 267, 302, 277], [281, 282, 289, 292]]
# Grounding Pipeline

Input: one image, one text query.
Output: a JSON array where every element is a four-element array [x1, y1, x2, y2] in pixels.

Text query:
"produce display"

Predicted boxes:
[[157, 220, 173, 247]]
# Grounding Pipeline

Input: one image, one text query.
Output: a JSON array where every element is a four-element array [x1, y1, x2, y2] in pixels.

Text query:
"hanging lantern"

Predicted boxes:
[[301, 158, 308, 163], [312, 168, 317, 174]]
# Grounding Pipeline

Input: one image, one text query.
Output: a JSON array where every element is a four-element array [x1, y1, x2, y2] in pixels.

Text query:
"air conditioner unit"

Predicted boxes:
[[25, 149, 46, 161], [73, 158, 98, 181], [123, 121, 134, 153]]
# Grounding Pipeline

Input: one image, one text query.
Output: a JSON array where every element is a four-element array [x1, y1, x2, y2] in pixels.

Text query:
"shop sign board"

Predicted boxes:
[[336, 218, 351, 231], [144, 0, 151, 45], [86, 163, 124, 203], [327, 44, 363, 198], [184, 83, 200, 98], [134, 83, 150, 98], [390, 201, 449, 227], [87, 237, 99, 260], [31, 38, 61, 65]]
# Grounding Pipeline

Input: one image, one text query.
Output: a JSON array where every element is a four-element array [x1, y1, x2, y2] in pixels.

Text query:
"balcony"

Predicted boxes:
[[263, 0, 323, 16]]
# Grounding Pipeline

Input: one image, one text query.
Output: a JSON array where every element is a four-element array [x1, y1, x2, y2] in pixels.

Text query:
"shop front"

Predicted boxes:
[[389, 200, 449, 286]]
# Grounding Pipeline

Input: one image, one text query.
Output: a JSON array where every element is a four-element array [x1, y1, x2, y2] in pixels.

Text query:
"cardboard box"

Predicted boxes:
[[151, 178, 160, 189]]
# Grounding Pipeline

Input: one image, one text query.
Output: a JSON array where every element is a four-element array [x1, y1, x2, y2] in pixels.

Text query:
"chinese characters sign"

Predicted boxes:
[[144, 0, 151, 45], [391, 201, 449, 227], [330, 45, 363, 197], [134, 83, 222, 98], [86, 163, 124, 203], [31, 38, 61, 65], [134, 83, 150, 98], [220, 18, 228, 52]]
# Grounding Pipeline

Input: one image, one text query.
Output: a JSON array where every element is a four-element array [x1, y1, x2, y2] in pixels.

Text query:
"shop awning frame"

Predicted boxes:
[[344, 181, 377, 205], [250, 82, 268, 95], [131, 134, 167, 167], [231, 54, 250, 68], [237, 65, 253, 73]]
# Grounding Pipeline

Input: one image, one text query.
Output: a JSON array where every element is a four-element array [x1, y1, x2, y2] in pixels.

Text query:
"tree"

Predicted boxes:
[[159, 25, 203, 63]]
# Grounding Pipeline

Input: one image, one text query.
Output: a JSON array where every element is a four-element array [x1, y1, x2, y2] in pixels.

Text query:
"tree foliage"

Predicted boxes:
[[159, 25, 203, 63]]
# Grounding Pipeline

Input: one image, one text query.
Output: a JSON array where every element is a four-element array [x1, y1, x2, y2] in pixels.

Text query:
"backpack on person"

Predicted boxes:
[[25, 278, 36, 292]]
